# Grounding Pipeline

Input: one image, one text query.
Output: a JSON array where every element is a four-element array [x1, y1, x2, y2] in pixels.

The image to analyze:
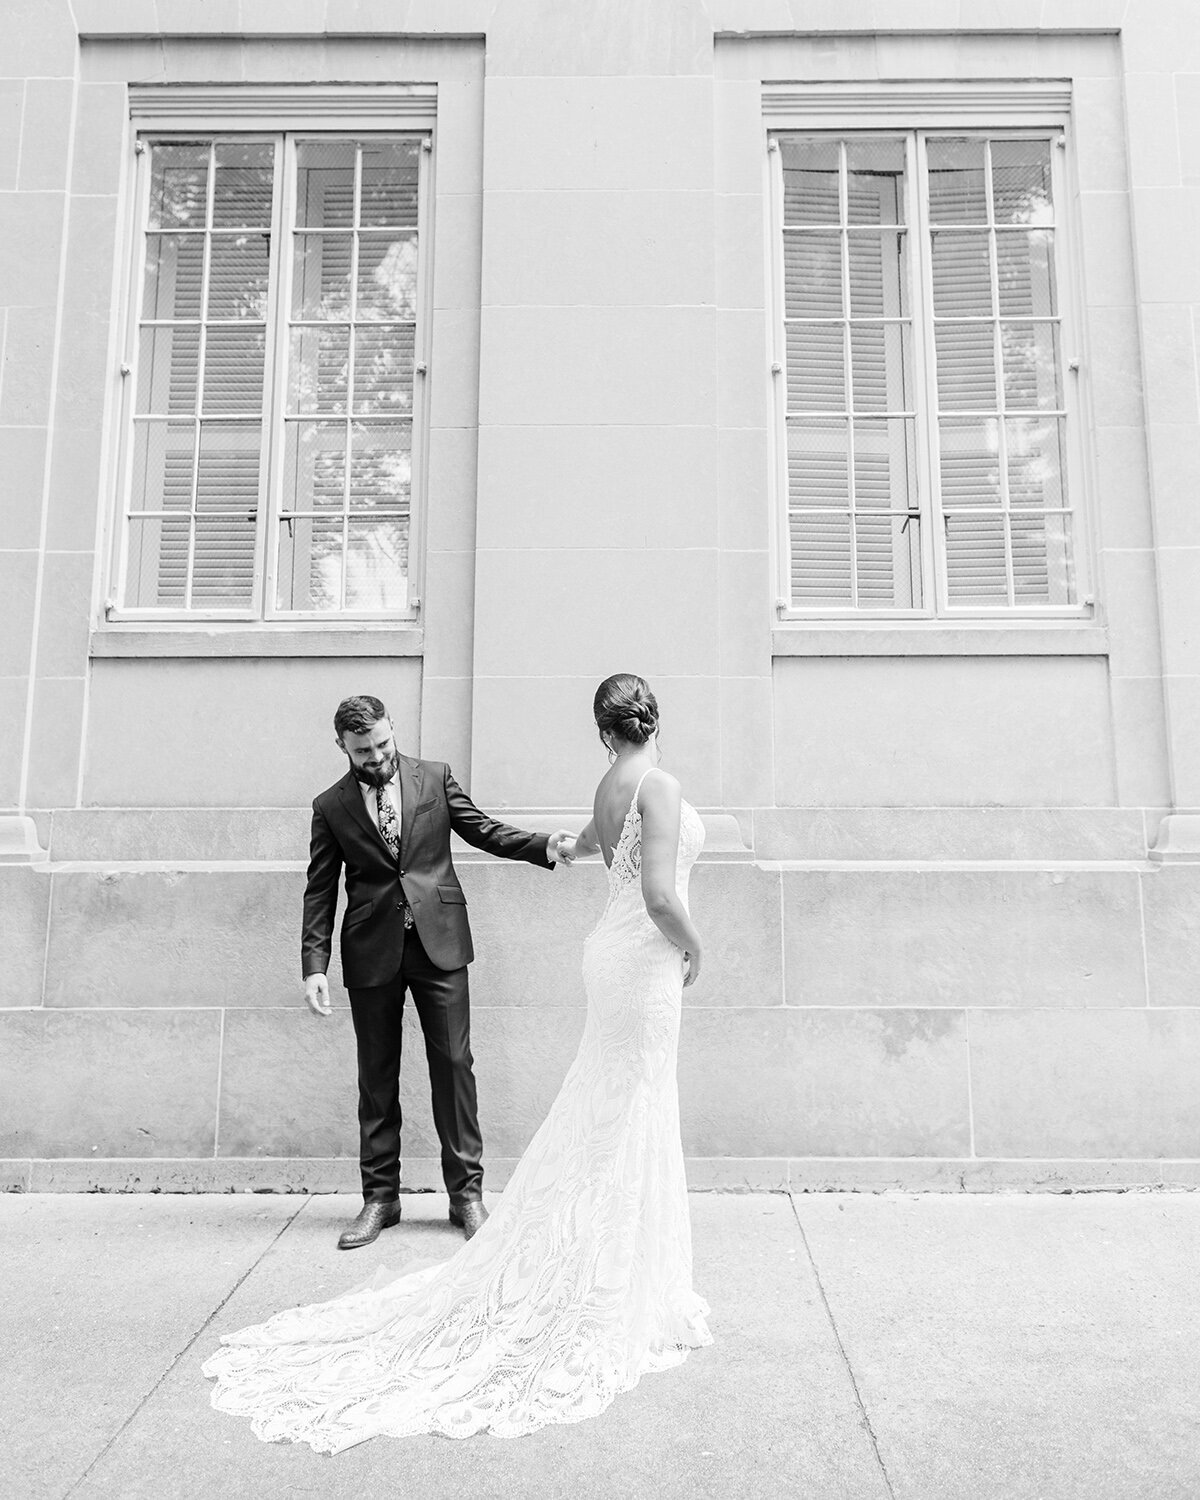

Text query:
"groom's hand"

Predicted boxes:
[[547, 830, 576, 866], [305, 973, 332, 1016]]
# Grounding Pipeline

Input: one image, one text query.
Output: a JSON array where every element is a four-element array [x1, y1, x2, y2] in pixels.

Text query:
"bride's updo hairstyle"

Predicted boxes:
[[594, 673, 659, 747]]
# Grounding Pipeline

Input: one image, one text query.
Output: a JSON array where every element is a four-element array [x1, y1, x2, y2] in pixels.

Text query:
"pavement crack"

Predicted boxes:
[[63, 1197, 312, 1497], [790, 1195, 897, 1500]]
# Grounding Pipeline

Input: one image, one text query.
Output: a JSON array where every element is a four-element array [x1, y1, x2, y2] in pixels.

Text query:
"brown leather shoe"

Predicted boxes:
[[449, 1200, 489, 1239], [337, 1199, 401, 1250]]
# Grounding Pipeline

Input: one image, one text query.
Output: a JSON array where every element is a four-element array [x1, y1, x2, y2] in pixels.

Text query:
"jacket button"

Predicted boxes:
[[398, 869, 405, 877]]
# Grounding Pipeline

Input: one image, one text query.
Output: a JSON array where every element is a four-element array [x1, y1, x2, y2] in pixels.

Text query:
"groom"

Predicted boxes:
[[303, 695, 572, 1249]]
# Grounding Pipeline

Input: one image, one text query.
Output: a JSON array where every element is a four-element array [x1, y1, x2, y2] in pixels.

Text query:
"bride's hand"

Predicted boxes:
[[549, 830, 577, 866], [682, 949, 701, 988]]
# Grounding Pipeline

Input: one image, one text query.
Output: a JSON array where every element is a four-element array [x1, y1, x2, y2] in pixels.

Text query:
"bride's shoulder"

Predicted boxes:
[[636, 766, 682, 810]]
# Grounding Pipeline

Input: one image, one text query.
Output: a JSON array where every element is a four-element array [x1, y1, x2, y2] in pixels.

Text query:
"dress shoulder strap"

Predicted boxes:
[[629, 766, 657, 815]]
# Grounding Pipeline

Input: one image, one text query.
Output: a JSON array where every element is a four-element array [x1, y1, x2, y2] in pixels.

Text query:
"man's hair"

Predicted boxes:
[[334, 695, 388, 739]]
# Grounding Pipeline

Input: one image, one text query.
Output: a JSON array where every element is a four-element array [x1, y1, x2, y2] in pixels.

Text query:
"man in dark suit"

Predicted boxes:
[[303, 695, 573, 1249]]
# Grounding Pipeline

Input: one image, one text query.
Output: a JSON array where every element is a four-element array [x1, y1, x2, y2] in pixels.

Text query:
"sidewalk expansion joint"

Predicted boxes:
[[791, 1194, 897, 1500], [63, 1196, 313, 1496]]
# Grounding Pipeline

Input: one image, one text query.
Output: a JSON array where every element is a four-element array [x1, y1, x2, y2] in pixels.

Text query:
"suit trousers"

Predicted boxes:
[[347, 926, 483, 1207]]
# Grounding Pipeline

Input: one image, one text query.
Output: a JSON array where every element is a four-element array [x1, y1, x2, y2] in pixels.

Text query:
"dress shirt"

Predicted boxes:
[[359, 771, 402, 847]]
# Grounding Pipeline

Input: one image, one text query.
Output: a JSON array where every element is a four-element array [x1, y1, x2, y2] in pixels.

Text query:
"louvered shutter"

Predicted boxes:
[[929, 136, 1073, 607], [781, 137, 919, 609], [127, 141, 271, 610]]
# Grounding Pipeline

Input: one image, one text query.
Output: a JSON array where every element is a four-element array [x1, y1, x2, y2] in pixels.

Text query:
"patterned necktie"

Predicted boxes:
[[376, 783, 413, 928], [376, 783, 401, 861]]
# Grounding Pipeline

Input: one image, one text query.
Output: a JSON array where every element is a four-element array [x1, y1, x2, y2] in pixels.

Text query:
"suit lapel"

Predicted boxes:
[[398, 754, 423, 866], [337, 770, 387, 851]]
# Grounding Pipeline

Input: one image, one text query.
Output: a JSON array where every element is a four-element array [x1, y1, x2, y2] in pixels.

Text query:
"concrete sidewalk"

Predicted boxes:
[[4, 1191, 1199, 1500]]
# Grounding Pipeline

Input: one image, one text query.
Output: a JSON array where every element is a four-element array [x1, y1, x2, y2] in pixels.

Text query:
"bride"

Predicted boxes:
[[204, 673, 712, 1450]]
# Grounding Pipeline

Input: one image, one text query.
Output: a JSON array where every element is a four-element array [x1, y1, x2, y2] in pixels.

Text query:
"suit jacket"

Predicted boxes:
[[302, 756, 553, 986]]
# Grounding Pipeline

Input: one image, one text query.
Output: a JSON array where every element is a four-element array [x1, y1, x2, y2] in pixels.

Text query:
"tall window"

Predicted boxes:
[[772, 131, 1082, 617], [115, 133, 427, 619]]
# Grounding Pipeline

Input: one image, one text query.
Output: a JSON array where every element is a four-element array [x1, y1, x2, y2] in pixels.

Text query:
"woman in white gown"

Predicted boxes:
[[204, 673, 711, 1450]]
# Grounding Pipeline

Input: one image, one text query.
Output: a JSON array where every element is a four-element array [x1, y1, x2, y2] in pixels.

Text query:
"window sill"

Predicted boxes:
[[771, 624, 1109, 658], [89, 627, 424, 659]]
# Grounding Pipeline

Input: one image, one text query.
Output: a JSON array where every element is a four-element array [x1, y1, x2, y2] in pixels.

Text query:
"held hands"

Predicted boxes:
[[548, 830, 578, 866], [305, 973, 332, 1016]]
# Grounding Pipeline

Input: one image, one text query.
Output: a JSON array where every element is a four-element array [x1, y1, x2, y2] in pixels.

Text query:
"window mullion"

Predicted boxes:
[[767, 136, 792, 613], [340, 142, 362, 614], [838, 140, 859, 610], [184, 140, 217, 612], [911, 131, 943, 615], [984, 140, 1016, 609], [262, 132, 291, 622]]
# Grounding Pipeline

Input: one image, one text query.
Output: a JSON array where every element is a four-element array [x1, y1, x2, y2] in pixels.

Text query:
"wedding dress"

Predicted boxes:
[[203, 772, 712, 1450]]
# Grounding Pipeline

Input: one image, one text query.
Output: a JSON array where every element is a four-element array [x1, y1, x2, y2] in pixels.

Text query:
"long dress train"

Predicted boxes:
[[202, 776, 711, 1451]]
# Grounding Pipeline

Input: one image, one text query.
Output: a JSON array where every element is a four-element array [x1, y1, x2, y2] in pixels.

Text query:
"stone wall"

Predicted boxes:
[[3, 0, 1200, 1188]]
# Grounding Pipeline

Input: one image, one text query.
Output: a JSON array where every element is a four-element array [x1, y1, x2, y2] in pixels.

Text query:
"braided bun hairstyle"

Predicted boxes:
[[593, 673, 659, 748]]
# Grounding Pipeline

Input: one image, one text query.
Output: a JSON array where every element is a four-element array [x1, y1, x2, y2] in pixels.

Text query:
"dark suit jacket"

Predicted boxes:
[[302, 756, 553, 985]]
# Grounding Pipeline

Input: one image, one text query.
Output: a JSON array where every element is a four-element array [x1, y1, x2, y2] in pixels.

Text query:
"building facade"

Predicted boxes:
[[3, 0, 1199, 1192]]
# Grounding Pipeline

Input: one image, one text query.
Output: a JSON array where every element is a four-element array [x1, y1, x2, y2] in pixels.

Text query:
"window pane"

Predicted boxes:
[[276, 516, 344, 610], [1001, 322, 1061, 410], [193, 513, 256, 604], [357, 232, 419, 321], [130, 421, 195, 512], [850, 323, 911, 413], [349, 423, 412, 510], [291, 233, 352, 320], [939, 418, 1001, 507], [288, 326, 349, 413], [931, 230, 992, 316], [295, 141, 355, 227], [126, 515, 189, 605], [212, 142, 275, 229], [208, 233, 270, 320], [345, 518, 408, 608], [283, 422, 347, 511], [854, 418, 917, 512], [787, 419, 848, 508], [196, 422, 261, 513], [927, 139, 987, 224], [203, 327, 266, 414], [136, 327, 199, 414], [846, 139, 905, 225], [935, 323, 996, 410], [848, 230, 908, 318], [856, 512, 921, 608], [1012, 511, 1074, 604], [352, 325, 415, 413], [783, 230, 841, 318], [360, 141, 420, 227], [991, 139, 1053, 226], [790, 513, 853, 605], [786, 323, 845, 410], [944, 514, 1008, 603], [1006, 416, 1067, 509], [996, 229, 1056, 317], [148, 143, 209, 229], [142, 234, 205, 320], [780, 138, 839, 224]]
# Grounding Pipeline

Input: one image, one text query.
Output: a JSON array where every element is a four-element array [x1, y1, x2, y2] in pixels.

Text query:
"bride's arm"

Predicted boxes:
[[570, 819, 601, 859], [639, 772, 703, 987]]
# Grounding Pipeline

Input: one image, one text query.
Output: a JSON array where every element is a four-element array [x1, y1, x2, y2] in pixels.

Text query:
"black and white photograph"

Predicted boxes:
[[2, 1, 1200, 1495]]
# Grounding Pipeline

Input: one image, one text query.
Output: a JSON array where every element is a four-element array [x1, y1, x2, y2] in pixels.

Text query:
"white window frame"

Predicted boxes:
[[104, 86, 437, 628], [765, 81, 1093, 624]]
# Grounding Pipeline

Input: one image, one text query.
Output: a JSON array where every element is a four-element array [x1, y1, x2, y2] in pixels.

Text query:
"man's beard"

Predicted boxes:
[[349, 749, 399, 788]]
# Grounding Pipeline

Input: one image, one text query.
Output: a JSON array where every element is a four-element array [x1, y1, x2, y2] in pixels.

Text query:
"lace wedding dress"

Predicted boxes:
[[203, 772, 711, 1451]]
